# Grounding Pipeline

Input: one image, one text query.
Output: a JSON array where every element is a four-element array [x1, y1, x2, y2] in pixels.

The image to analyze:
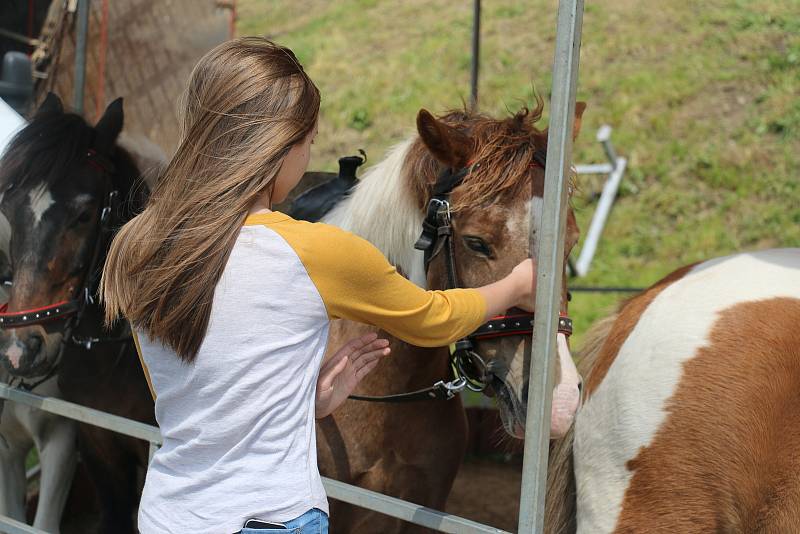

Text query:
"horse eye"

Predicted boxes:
[[463, 236, 493, 258], [77, 210, 93, 224]]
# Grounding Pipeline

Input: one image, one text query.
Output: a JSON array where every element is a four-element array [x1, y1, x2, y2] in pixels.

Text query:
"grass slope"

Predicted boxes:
[[238, 0, 800, 347]]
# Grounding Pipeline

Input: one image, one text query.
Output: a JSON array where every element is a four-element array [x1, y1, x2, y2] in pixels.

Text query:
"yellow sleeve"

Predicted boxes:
[[131, 326, 156, 400], [268, 219, 487, 347]]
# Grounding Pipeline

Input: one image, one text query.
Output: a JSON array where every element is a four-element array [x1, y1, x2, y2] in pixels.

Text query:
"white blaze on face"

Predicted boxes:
[[573, 248, 800, 534], [28, 183, 55, 227]]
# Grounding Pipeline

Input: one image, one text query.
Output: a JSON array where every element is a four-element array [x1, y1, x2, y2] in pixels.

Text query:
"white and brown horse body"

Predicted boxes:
[[567, 248, 800, 533]]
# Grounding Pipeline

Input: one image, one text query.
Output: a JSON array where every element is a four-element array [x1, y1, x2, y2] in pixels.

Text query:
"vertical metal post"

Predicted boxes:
[[470, 0, 481, 111], [517, 0, 584, 532], [73, 0, 90, 115]]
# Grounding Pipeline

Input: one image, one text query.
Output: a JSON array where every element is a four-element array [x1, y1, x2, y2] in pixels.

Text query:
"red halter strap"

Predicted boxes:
[[0, 299, 81, 327]]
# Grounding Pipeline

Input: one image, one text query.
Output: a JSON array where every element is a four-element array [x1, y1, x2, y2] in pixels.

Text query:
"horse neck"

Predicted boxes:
[[323, 138, 428, 288], [78, 145, 146, 340]]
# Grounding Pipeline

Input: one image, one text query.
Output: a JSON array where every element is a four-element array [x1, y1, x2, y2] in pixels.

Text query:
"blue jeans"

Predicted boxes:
[[240, 508, 328, 534]]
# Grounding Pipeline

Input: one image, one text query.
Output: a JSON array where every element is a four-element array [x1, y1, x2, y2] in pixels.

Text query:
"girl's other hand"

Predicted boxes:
[[315, 333, 391, 418]]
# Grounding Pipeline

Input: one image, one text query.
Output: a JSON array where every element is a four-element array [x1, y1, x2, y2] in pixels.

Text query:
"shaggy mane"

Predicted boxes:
[[404, 94, 565, 212]]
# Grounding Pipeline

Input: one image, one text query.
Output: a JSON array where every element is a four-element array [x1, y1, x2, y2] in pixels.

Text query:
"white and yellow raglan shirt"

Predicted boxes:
[[134, 211, 487, 534]]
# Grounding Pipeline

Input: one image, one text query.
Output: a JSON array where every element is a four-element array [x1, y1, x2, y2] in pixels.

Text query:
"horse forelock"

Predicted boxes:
[[410, 102, 555, 212], [0, 111, 147, 224], [0, 112, 94, 195]]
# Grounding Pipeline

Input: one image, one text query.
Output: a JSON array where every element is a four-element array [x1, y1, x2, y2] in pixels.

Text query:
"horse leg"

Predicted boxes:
[[0, 403, 33, 525], [31, 415, 77, 532], [323, 402, 467, 534], [347, 461, 458, 534], [78, 427, 143, 534]]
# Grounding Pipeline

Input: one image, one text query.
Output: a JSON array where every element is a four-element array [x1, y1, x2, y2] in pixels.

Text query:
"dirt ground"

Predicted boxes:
[[446, 457, 522, 533]]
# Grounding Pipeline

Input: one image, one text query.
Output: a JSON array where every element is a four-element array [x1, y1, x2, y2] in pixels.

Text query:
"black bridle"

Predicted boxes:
[[349, 148, 573, 403], [0, 148, 131, 390]]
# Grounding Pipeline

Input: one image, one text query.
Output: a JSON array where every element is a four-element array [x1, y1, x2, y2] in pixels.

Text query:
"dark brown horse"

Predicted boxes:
[[319, 100, 585, 533], [0, 93, 154, 533]]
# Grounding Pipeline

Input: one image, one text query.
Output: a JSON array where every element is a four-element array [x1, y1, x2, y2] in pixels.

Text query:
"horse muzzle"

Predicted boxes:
[[0, 328, 61, 378], [486, 332, 581, 439]]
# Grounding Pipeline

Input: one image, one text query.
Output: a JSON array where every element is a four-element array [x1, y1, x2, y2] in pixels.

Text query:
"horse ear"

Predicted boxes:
[[416, 109, 472, 168], [35, 92, 63, 117], [538, 101, 588, 145], [94, 97, 124, 152], [573, 101, 587, 140]]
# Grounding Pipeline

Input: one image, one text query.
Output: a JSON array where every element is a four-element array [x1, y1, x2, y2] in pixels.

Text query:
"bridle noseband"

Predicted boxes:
[[349, 147, 574, 403], [0, 147, 130, 389]]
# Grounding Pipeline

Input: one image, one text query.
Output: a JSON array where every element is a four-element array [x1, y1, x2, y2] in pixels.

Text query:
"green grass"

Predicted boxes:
[[238, 0, 800, 352]]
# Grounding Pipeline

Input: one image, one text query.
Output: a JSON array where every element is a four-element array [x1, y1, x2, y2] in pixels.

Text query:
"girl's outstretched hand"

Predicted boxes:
[[315, 333, 391, 418]]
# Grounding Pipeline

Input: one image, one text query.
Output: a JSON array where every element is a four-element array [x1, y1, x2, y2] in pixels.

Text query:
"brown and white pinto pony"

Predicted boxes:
[[318, 100, 585, 533], [546, 248, 800, 533]]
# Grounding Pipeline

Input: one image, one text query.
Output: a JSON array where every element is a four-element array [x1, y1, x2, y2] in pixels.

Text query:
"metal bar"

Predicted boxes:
[[1, 386, 504, 532], [26, 464, 41, 481], [0, 384, 161, 444], [470, 0, 481, 110], [148, 441, 159, 464], [0, 28, 43, 47], [597, 125, 619, 169], [0, 515, 48, 534], [72, 0, 90, 114], [518, 0, 585, 532], [574, 157, 627, 276], [574, 162, 613, 175], [322, 478, 509, 534]]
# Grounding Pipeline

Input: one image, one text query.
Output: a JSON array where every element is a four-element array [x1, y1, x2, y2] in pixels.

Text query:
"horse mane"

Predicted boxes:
[[0, 111, 94, 192], [545, 312, 619, 534], [408, 97, 554, 212], [323, 138, 428, 287], [0, 110, 150, 219], [455, 103, 549, 210]]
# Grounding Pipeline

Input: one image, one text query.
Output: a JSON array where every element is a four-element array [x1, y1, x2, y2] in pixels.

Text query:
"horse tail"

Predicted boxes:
[[544, 312, 618, 534]]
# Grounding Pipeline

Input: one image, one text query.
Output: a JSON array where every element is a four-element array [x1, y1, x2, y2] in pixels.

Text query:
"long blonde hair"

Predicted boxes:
[[101, 37, 320, 362]]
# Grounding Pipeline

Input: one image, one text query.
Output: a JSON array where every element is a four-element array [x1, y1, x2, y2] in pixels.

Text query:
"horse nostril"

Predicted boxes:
[[27, 333, 43, 354]]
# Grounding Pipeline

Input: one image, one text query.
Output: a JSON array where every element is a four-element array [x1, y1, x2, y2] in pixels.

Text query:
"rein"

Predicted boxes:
[[0, 148, 131, 390], [350, 147, 573, 403]]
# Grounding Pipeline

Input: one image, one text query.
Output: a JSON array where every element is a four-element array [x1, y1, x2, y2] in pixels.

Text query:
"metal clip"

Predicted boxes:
[[437, 199, 452, 224], [72, 335, 98, 350], [433, 377, 468, 399]]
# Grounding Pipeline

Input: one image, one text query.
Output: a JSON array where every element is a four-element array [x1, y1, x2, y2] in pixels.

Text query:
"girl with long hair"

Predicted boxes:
[[101, 37, 536, 534]]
